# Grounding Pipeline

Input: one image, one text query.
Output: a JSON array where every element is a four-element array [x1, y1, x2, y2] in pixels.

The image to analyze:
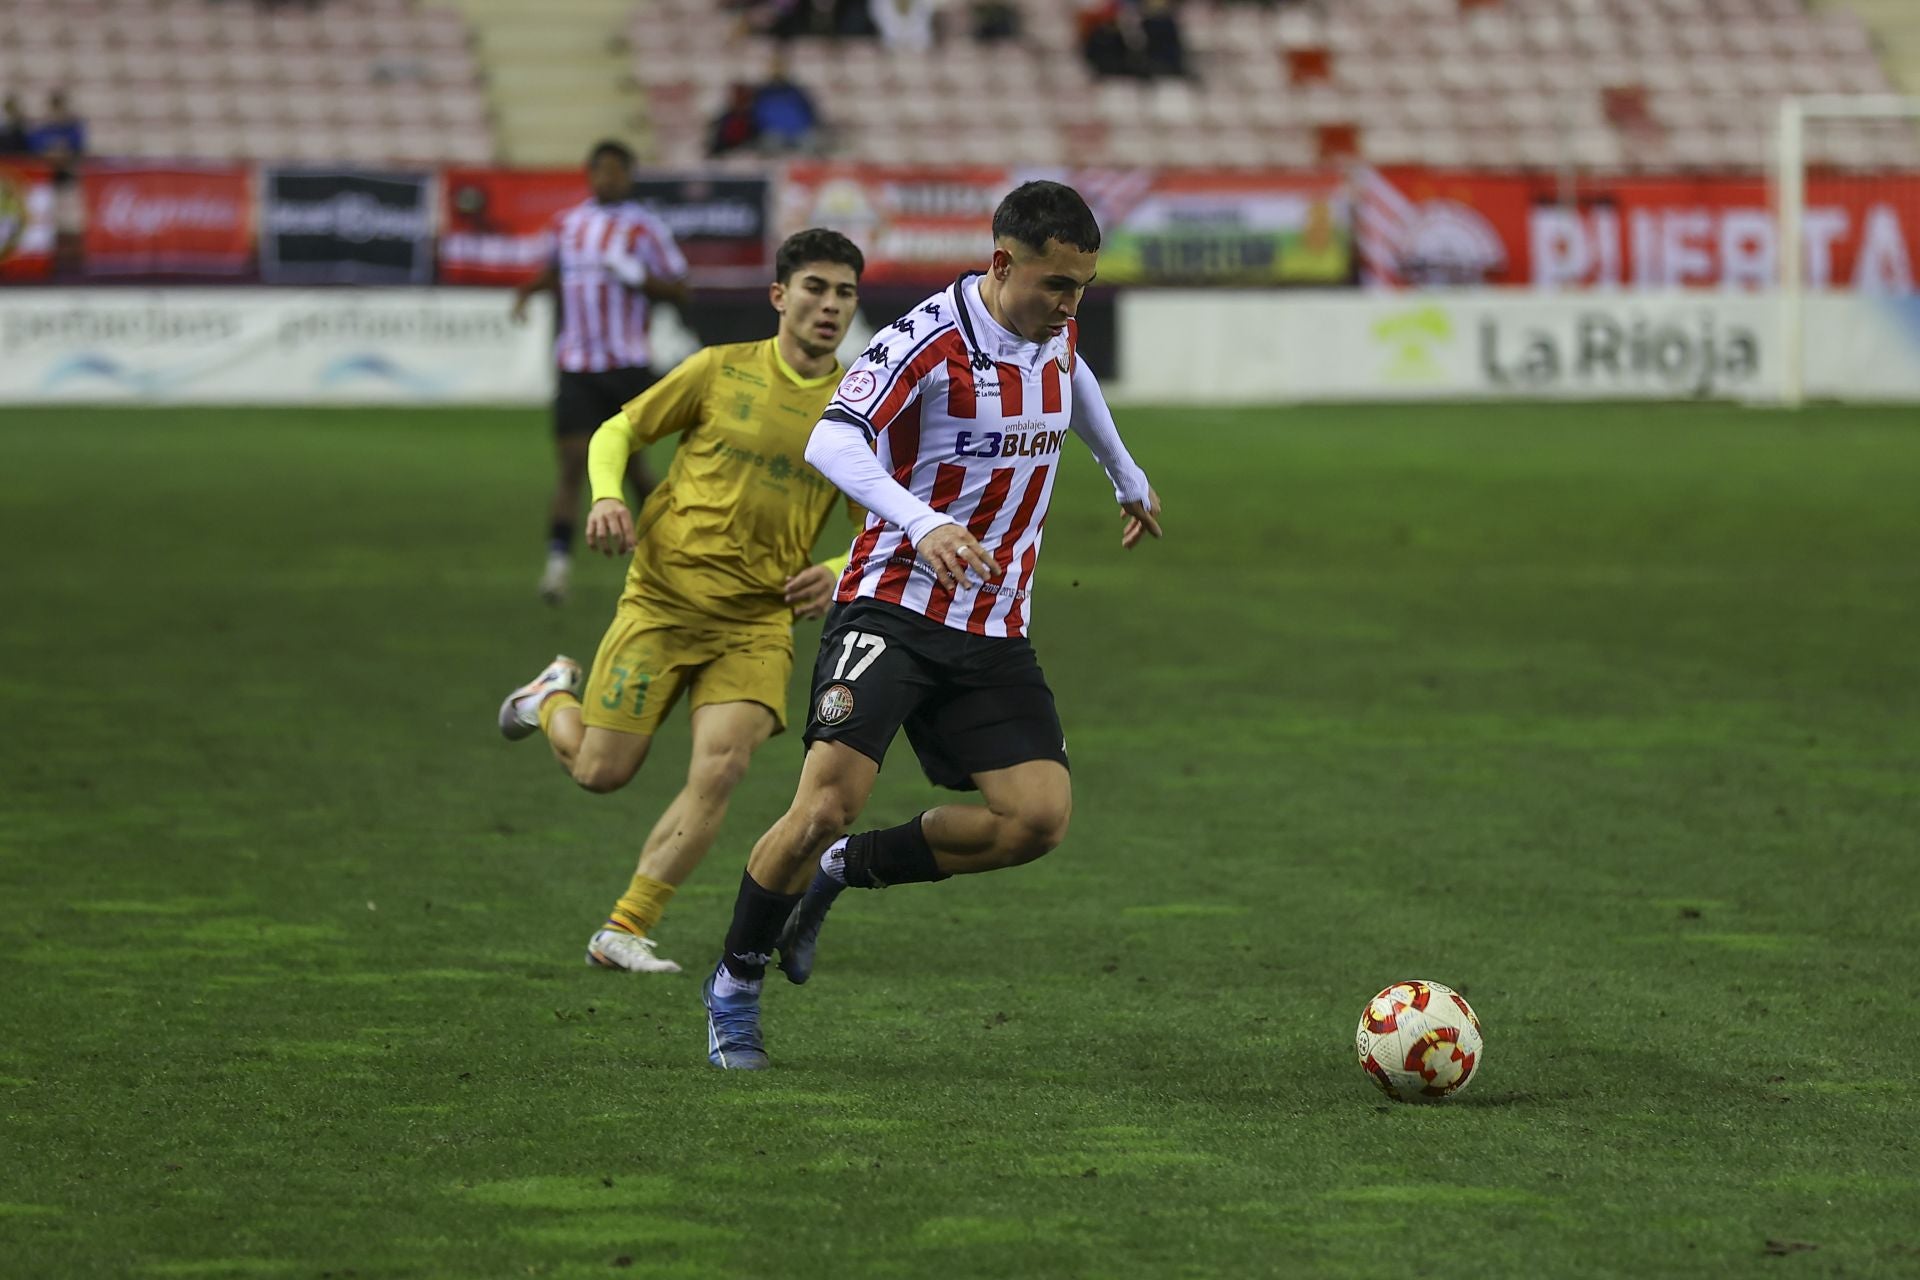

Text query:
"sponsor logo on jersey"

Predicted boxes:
[[953, 427, 1065, 459], [816, 683, 855, 726]]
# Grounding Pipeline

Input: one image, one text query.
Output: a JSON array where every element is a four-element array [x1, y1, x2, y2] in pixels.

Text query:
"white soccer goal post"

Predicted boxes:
[[1773, 94, 1920, 406]]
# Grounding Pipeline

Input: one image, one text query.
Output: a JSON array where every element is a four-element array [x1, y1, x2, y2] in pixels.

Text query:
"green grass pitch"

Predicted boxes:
[[3, 402, 1918, 1278]]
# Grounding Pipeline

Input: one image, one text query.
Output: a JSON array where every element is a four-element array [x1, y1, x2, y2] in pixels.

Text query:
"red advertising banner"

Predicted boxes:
[[439, 167, 581, 285], [780, 164, 1352, 285], [1358, 166, 1920, 292], [780, 163, 1003, 285], [0, 159, 56, 281], [82, 165, 254, 276], [440, 168, 772, 285]]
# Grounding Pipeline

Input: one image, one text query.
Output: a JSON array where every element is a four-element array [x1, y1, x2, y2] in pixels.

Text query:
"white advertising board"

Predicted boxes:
[[1115, 290, 1920, 403], [0, 288, 553, 404], [1800, 295, 1920, 401]]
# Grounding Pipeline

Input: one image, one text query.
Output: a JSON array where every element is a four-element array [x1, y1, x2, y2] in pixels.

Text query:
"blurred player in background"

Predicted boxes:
[[700, 181, 1163, 1069], [511, 139, 689, 605], [497, 229, 867, 975]]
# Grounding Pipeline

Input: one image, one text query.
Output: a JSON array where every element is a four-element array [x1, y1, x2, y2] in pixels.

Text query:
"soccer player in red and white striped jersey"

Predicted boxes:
[[511, 139, 689, 604], [699, 181, 1163, 1069]]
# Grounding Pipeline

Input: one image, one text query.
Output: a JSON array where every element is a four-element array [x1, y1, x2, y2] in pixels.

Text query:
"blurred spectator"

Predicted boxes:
[[971, 1, 1020, 41], [28, 90, 85, 277], [1080, 2, 1142, 79], [774, 0, 835, 37], [708, 83, 760, 157], [751, 53, 821, 151], [29, 89, 85, 160], [0, 95, 31, 155], [836, 0, 879, 35], [1081, 1, 1189, 80], [870, 0, 944, 52], [1141, 0, 1187, 78], [739, 0, 874, 38]]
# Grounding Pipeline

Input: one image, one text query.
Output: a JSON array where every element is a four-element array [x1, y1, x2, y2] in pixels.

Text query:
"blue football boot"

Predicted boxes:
[[702, 967, 769, 1070], [775, 871, 844, 985]]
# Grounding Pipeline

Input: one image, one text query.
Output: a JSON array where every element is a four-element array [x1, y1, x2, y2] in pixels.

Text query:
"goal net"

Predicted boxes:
[[1773, 95, 1920, 404]]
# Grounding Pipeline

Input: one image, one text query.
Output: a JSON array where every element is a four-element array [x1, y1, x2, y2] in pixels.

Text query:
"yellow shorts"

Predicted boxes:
[[580, 609, 794, 738]]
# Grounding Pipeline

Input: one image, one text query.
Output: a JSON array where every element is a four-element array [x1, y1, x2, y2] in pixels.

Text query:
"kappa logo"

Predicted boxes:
[[816, 683, 855, 726], [840, 369, 879, 403]]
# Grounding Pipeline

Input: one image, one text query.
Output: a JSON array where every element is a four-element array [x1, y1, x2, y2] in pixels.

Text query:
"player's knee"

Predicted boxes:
[[690, 742, 753, 794], [797, 789, 861, 843], [571, 757, 636, 794], [1001, 804, 1070, 866]]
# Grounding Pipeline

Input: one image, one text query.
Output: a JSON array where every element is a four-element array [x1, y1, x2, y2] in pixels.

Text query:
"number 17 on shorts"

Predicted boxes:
[[814, 631, 885, 727]]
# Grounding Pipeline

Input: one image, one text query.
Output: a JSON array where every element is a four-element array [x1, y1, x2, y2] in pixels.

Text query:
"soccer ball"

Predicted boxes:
[[1355, 979, 1483, 1103]]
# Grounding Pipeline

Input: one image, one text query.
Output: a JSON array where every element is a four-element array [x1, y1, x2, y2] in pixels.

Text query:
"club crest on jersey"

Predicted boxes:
[[840, 369, 879, 403], [1056, 350, 1070, 373], [815, 683, 855, 726]]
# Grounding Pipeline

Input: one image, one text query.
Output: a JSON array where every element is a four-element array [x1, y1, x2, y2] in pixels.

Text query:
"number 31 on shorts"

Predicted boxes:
[[831, 632, 887, 681]]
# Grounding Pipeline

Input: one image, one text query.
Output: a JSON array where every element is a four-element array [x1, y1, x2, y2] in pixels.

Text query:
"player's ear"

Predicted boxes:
[[769, 281, 786, 313], [990, 245, 1014, 281]]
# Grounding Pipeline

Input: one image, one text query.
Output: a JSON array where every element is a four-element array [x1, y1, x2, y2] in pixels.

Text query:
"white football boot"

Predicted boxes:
[[586, 927, 683, 974], [538, 551, 570, 606], [497, 654, 582, 741]]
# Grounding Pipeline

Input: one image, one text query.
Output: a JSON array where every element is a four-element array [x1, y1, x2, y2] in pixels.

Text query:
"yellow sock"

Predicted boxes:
[[609, 873, 675, 937], [537, 690, 579, 735]]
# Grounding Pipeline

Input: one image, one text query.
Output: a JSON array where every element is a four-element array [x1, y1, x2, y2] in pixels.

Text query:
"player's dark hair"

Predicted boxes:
[[586, 139, 635, 170], [991, 180, 1101, 254], [775, 227, 865, 284]]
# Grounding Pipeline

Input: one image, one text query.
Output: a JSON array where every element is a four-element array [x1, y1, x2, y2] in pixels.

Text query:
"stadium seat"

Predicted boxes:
[[17, 0, 500, 165], [27, 0, 1905, 180]]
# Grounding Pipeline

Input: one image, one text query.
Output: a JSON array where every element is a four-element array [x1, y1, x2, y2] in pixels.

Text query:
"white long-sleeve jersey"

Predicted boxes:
[[804, 273, 1150, 639]]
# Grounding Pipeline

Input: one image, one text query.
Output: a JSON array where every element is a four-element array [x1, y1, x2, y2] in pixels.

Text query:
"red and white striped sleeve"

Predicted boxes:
[[807, 294, 966, 546], [820, 298, 960, 444], [631, 207, 688, 281]]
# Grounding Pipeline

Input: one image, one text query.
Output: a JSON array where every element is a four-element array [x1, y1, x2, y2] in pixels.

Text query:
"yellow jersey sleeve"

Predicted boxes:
[[587, 415, 637, 505], [585, 350, 716, 505]]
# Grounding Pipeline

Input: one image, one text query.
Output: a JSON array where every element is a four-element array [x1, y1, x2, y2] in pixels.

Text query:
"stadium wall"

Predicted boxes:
[[5, 287, 1919, 406], [0, 288, 552, 404], [0, 286, 1118, 407], [1115, 290, 1920, 404]]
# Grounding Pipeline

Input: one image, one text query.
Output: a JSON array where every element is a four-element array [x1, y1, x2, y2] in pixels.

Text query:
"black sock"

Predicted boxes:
[[720, 869, 801, 981], [842, 814, 949, 889], [548, 519, 573, 554]]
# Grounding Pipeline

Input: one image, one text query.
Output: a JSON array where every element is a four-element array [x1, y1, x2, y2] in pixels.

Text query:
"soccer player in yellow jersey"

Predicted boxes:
[[496, 228, 866, 974]]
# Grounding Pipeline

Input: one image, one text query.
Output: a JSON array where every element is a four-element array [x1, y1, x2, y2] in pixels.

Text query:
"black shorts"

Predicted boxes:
[[554, 367, 656, 437], [802, 598, 1070, 792]]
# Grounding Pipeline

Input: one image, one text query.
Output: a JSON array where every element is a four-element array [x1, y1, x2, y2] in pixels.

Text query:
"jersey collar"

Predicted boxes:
[[770, 338, 840, 388], [951, 272, 1069, 371]]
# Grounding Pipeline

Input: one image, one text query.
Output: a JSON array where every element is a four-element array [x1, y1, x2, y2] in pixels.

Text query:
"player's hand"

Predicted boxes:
[[784, 564, 838, 620], [917, 522, 1000, 591], [1121, 487, 1162, 550], [585, 498, 634, 557], [604, 249, 648, 290]]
